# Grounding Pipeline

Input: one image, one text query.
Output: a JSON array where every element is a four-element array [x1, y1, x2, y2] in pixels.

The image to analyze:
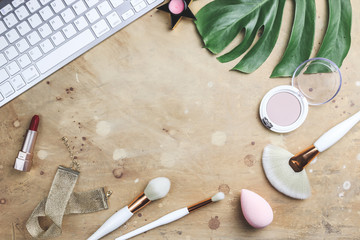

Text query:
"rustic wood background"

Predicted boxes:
[[1, 0, 359, 239]]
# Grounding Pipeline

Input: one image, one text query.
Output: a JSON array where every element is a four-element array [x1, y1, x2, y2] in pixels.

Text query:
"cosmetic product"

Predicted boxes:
[[157, 0, 196, 29], [87, 177, 171, 240], [14, 115, 40, 172], [259, 58, 342, 133], [240, 189, 273, 228], [262, 110, 360, 199], [115, 192, 225, 240]]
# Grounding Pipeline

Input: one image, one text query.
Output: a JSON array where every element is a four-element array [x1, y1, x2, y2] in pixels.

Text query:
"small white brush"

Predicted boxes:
[[115, 192, 225, 240], [87, 177, 171, 240], [262, 110, 360, 199]]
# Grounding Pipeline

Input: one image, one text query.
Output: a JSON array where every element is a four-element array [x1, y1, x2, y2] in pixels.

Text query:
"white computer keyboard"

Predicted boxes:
[[0, 0, 164, 107]]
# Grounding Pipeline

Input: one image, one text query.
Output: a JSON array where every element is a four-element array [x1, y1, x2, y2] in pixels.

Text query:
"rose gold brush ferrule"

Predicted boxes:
[[128, 192, 151, 213], [187, 198, 212, 213], [289, 145, 320, 172], [14, 130, 38, 172]]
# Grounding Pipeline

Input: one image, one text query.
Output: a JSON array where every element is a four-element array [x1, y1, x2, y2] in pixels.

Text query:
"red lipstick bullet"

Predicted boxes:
[[14, 115, 40, 172]]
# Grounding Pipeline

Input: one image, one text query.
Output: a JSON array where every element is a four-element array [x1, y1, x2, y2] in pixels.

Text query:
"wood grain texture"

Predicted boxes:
[[1, 0, 360, 239]]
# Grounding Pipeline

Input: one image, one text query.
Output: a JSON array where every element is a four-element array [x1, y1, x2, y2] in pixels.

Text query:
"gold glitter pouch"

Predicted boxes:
[[26, 166, 109, 239]]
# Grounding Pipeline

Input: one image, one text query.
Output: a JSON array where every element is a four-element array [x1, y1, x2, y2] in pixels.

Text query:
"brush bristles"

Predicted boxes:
[[144, 177, 171, 201], [211, 192, 225, 202], [262, 145, 311, 199]]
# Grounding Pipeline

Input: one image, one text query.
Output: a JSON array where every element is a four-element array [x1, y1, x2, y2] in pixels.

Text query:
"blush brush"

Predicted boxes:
[[87, 177, 171, 240], [262, 110, 360, 199]]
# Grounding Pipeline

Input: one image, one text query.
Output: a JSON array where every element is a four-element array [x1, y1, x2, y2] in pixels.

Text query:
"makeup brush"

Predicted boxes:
[[115, 192, 225, 240], [262, 110, 360, 199], [87, 177, 171, 240]]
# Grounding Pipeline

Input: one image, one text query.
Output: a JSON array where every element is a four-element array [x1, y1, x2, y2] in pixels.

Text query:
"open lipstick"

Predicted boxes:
[[14, 115, 40, 172]]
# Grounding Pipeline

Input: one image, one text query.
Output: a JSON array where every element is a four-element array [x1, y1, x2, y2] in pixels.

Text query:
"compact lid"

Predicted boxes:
[[291, 58, 342, 105]]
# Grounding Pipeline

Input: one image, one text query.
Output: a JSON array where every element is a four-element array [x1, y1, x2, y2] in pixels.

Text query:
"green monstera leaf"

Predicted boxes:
[[194, 0, 352, 77]]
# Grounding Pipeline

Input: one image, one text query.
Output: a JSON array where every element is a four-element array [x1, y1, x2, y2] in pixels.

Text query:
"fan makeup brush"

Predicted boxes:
[[262, 110, 360, 200], [87, 177, 171, 240], [115, 192, 225, 240]]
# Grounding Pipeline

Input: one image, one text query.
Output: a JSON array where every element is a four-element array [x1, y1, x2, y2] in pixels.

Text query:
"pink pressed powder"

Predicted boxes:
[[266, 92, 301, 126], [168, 0, 185, 14]]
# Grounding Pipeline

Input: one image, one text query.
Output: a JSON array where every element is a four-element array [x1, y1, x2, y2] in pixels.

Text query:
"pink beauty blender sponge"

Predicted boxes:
[[240, 189, 273, 228]]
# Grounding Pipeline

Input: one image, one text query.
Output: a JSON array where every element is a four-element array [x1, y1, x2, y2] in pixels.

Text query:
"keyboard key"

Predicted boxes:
[[109, 0, 123, 8], [0, 82, 15, 97], [106, 11, 121, 28], [146, 0, 156, 3], [29, 47, 43, 60], [12, 0, 25, 8], [15, 6, 30, 21], [0, 69, 10, 83], [4, 13, 18, 28], [17, 21, 31, 35], [40, 39, 54, 53], [0, 36, 8, 51], [15, 38, 30, 52], [0, 93, 3, 101], [36, 29, 95, 74], [86, 8, 100, 23], [27, 31, 41, 45], [49, 16, 64, 30], [6, 62, 21, 75], [51, 32, 65, 45], [84, 0, 98, 8], [73, 0, 87, 15], [0, 4, 13, 16], [122, 9, 134, 20], [50, 0, 65, 13], [62, 24, 76, 38], [5, 46, 19, 60], [39, 6, 54, 21], [38, 23, 53, 38], [22, 66, 39, 83], [134, 1, 146, 12], [40, 0, 52, 5], [26, 0, 41, 13], [64, 0, 77, 4], [74, 16, 88, 31], [0, 21, 6, 34], [61, 8, 75, 23], [6, 29, 20, 43], [0, 54, 7, 67], [130, 0, 143, 7], [17, 54, 31, 68], [28, 13, 42, 28], [97, 1, 111, 15], [10, 75, 26, 90], [92, 19, 109, 37]]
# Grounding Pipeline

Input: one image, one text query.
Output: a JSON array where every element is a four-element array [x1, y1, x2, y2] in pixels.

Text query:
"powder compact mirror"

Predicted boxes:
[[259, 58, 342, 133]]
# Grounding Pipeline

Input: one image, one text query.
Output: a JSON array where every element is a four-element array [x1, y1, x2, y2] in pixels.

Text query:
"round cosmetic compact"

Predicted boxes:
[[168, 0, 186, 14], [259, 58, 342, 133]]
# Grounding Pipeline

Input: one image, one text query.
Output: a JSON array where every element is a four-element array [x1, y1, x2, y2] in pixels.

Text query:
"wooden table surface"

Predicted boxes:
[[1, 0, 360, 239]]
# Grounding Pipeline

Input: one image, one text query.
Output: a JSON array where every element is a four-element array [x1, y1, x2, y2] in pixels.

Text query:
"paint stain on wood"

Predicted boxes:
[[112, 168, 123, 178], [218, 184, 230, 194], [244, 154, 256, 167], [208, 216, 220, 230]]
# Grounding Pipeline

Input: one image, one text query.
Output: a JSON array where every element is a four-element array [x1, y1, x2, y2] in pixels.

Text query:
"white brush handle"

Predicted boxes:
[[314, 110, 360, 152], [115, 207, 190, 240], [87, 206, 133, 240]]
